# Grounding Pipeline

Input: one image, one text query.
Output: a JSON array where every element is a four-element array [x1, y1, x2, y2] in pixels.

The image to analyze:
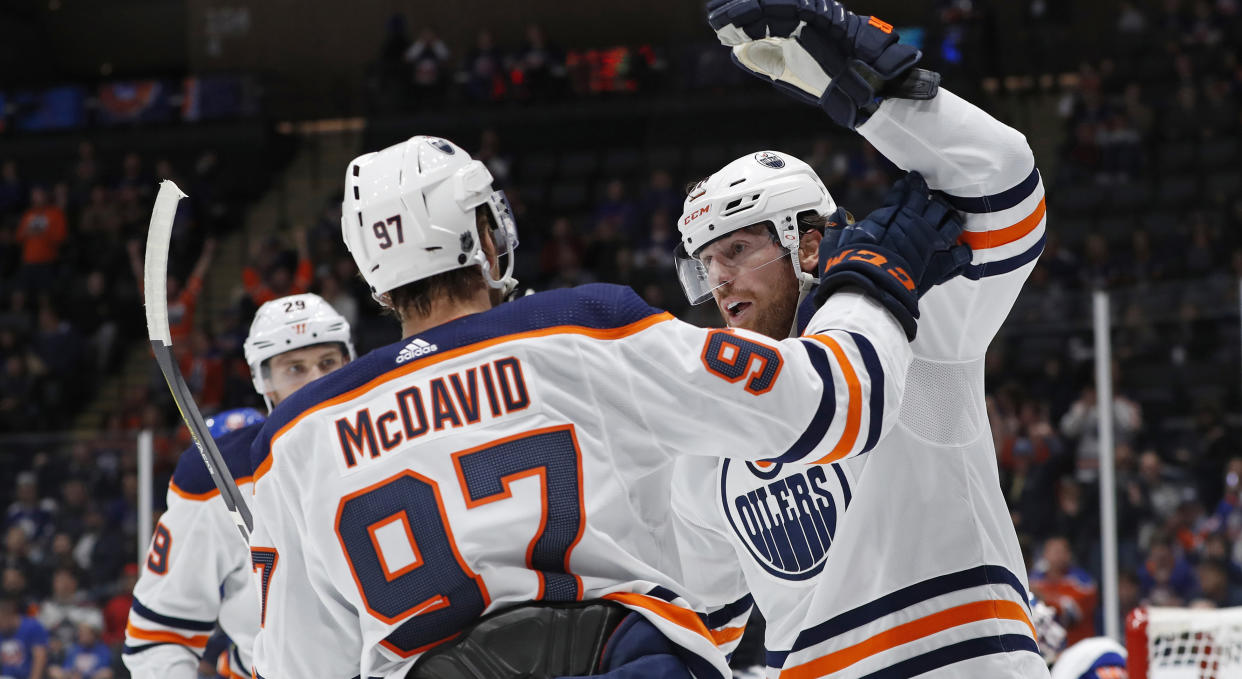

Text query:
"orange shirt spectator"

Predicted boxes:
[[242, 228, 313, 307], [1030, 536, 1099, 644], [16, 189, 67, 264], [127, 238, 215, 344], [242, 258, 312, 307]]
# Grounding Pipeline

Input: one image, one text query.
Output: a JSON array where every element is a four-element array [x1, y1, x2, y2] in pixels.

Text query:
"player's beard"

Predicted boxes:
[[716, 264, 800, 340]]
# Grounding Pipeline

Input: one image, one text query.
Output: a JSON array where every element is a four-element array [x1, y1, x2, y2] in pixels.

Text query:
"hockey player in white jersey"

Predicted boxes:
[[123, 293, 354, 679], [668, 1, 1052, 677], [244, 134, 969, 679]]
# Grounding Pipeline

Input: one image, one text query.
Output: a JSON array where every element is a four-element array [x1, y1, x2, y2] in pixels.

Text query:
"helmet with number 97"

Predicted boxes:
[[341, 135, 518, 305], [674, 150, 835, 305], [242, 293, 355, 404]]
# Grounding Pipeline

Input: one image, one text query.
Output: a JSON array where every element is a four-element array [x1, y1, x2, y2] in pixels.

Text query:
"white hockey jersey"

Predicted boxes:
[[246, 284, 909, 679], [124, 423, 263, 679], [672, 87, 1051, 678]]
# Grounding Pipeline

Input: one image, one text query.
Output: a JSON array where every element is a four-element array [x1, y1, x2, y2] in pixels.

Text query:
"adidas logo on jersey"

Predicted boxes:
[[396, 338, 438, 363]]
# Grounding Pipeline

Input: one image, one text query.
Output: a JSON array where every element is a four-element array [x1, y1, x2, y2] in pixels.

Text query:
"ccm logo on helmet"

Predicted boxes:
[[683, 206, 710, 225]]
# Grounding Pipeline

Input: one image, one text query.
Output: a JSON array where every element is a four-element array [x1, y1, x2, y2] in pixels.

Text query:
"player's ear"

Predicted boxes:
[[798, 229, 823, 274]]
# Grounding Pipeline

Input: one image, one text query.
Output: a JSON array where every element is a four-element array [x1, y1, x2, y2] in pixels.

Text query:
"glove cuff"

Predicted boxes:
[[814, 246, 920, 339]]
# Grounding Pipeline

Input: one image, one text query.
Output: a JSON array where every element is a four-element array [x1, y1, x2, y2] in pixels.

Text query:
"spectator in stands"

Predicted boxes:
[[5, 474, 52, 548], [316, 274, 358, 330], [1139, 533, 1201, 604], [32, 306, 81, 395], [127, 237, 215, 344], [593, 179, 637, 237], [637, 169, 681, 226], [114, 154, 150, 201], [1194, 559, 1241, 607], [0, 593, 48, 679], [37, 568, 102, 662], [14, 187, 67, 296], [514, 23, 565, 100], [378, 13, 411, 76], [405, 27, 451, 103], [69, 272, 120, 374], [1060, 383, 1142, 484], [99, 565, 134, 648], [475, 129, 511, 188], [74, 508, 124, 592], [1136, 450, 1193, 528], [1031, 535, 1099, 645], [462, 30, 507, 103], [0, 354, 43, 432], [0, 161, 25, 217], [805, 137, 849, 196], [1, 526, 39, 597], [538, 217, 584, 284], [242, 230, 311, 308], [49, 619, 110, 679], [1116, 0, 1147, 35]]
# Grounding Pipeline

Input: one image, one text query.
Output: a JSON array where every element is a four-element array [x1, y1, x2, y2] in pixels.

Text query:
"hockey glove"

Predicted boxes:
[[814, 172, 971, 339], [705, 0, 940, 129]]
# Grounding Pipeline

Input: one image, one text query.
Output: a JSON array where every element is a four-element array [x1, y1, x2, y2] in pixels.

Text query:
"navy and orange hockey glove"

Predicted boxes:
[[706, 0, 939, 129], [814, 171, 971, 339]]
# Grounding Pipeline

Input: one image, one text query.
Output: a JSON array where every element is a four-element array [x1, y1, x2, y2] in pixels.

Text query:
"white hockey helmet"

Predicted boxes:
[[243, 293, 355, 400], [341, 135, 518, 305], [674, 150, 836, 305]]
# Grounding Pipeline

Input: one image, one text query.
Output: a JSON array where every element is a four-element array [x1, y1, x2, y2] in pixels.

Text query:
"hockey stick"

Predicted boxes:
[[143, 180, 254, 541]]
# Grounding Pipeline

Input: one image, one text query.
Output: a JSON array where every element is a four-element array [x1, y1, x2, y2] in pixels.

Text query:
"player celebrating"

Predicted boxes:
[[123, 294, 354, 679], [669, 1, 1051, 677], [244, 134, 967, 678]]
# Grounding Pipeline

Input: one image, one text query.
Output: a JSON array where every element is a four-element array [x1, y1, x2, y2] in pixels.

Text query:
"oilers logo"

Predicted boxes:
[[721, 459, 853, 580], [754, 151, 785, 169], [428, 137, 455, 155]]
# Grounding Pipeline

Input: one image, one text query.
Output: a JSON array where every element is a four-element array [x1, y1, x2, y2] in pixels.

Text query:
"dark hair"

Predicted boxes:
[[386, 206, 493, 321]]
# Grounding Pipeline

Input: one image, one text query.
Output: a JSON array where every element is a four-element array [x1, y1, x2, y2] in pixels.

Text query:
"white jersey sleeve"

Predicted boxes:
[[858, 86, 1045, 361], [246, 283, 911, 679], [124, 424, 263, 679]]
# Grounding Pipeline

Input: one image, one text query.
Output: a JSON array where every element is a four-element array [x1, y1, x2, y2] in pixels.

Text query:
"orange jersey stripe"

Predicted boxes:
[[254, 313, 675, 482], [603, 592, 715, 644], [711, 625, 746, 646], [958, 197, 1046, 250], [778, 599, 1034, 679], [804, 335, 861, 465], [126, 622, 210, 648], [170, 475, 253, 501]]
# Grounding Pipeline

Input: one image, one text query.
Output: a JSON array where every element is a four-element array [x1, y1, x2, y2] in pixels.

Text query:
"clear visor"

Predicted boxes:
[[674, 234, 793, 305], [484, 190, 519, 254], [483, 189, 519, 287]]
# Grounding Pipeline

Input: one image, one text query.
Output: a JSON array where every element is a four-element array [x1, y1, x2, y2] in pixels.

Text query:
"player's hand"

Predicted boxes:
[[705, 0, 937, 129], [814, 171, 970, 339]]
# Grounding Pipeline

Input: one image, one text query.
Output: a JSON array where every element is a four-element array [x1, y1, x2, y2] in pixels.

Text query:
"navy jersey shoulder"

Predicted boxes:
[[171, 421, 264, 496], [251, 283, 665, 473]]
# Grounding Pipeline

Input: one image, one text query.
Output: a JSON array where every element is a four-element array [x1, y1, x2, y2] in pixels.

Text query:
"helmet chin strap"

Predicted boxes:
[[789, 248, 816, 339]]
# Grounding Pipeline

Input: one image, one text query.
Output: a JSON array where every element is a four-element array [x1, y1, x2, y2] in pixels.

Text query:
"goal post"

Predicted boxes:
[[1126, 606, 1242, 679]]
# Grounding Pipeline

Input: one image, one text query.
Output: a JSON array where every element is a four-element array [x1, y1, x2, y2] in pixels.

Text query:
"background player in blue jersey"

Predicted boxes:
[[0, 593, 49, 679], [123, 293, 354, 679]]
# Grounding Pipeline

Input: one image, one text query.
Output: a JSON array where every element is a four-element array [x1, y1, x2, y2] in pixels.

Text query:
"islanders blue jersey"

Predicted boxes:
[[125, 421, 263, 679], [246, 283, 911, 679]]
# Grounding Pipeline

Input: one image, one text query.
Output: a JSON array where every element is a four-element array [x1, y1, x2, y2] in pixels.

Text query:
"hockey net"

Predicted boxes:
[[1126, 607, 1242, 679]]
